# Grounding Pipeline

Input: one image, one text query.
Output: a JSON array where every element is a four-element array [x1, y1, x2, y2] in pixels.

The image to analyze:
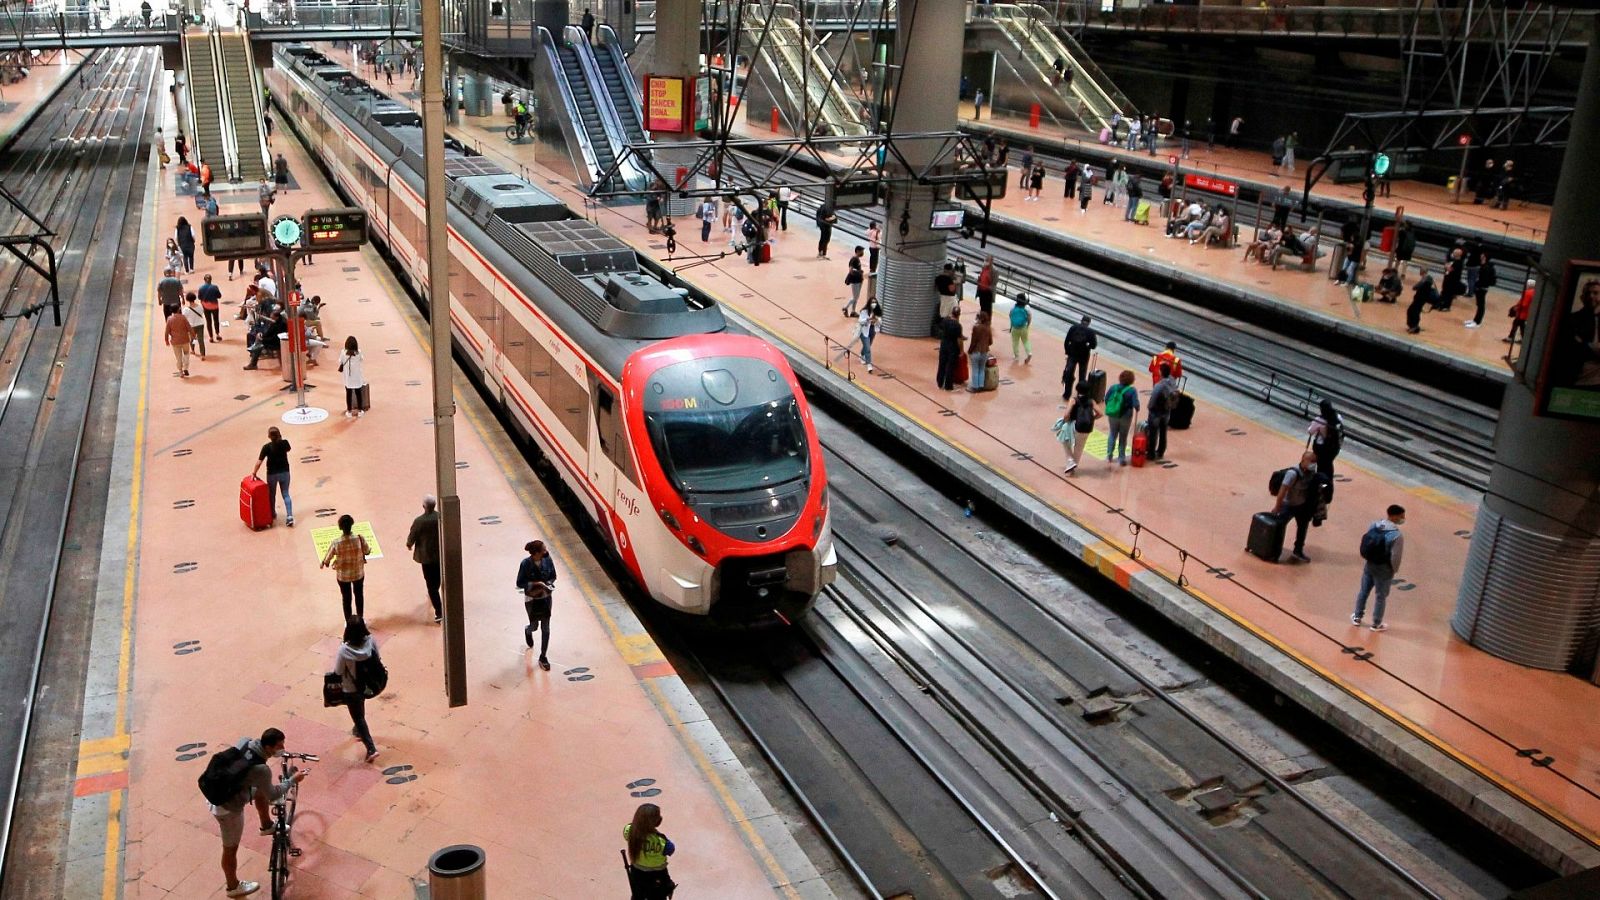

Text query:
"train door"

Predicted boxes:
[[588, 374, 618, 527]]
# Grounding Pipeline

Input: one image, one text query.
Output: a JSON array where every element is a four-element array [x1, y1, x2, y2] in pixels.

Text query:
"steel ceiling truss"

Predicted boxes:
[[1320, 0, 1575, 158], [0, 182, 60, 325]]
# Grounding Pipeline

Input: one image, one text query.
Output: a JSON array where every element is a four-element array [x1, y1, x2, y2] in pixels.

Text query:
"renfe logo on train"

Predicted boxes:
[[1183, 173, 1239, 197]]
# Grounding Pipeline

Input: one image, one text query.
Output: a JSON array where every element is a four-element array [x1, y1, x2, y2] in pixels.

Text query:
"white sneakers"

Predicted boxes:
[[226, 882, 260, 897], [1464, 321, 1480, 328]]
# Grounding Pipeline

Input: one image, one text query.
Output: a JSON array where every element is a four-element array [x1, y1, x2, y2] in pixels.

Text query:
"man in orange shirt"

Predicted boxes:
[[199, 160, 213, 197], [165, 307, 194, 377], [1149, 341, 1182, 383], [1505, 278, 1535, 346]]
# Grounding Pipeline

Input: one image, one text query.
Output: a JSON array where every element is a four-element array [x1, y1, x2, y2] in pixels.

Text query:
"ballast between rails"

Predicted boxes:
[[265, 45, 835, 620]]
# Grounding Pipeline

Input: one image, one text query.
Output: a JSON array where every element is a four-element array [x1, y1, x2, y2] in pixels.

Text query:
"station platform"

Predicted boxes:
[[963, 106, 1553, 249], [734, 116, 1522, 378], [331, 55, 1600, 872], [61, 81, 828, 899], [0, 49, 84, 147]]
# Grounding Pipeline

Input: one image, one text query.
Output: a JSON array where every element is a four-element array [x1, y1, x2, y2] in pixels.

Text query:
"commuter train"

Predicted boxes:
[[266, 47, 834, 620]]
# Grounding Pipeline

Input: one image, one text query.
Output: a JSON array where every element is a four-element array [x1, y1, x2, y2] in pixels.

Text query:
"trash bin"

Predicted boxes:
[[428, 845, 486, 900]]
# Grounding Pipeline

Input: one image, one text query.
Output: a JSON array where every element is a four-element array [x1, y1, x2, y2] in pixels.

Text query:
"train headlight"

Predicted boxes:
[[686, 535, 706, 555], [659, 508, 680, 531]]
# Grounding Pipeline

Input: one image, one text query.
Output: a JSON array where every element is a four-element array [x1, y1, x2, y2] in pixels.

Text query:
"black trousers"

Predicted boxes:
[[817, 224, 832, 257], [700, 220, 711, 242], [868, 247, 879, 272], [421, 561, 441, 618], [1472, 288, 1489, 325], [936, 348, 960, 390], [1146, 415, 1169, 459], [1063, 353, 1091, 393], [627, 866, 676, 900], [778, 201, 789, 230], [343, 691, 376, 754], [1286, 503, 1315, 554], [1405, 294, 1427, 330], [524, 599, 551, 658], [339, 578, 365, 620], [203, 306, 221, 340]]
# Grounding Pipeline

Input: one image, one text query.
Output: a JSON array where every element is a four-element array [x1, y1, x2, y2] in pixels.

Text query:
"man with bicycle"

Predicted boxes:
[[208, 727, 308, 897], [513, 98, 530, 141]]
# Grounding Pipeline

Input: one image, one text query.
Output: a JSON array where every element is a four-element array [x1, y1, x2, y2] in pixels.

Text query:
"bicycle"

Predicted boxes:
[[505, 119, 530, 144], [268, 751, 318, 899]]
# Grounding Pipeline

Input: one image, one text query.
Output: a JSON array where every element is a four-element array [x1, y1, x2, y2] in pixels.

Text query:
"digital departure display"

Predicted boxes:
[[929, 208, 965, 230], [304, 208, 369, 250], [201, 214, 270, 258]]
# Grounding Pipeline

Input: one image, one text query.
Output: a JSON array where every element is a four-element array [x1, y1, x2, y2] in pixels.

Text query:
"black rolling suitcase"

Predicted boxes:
[[1085, 354, 1107, 403], [1246, 512, 1287, 562], [1169, 389, 1195, 429]]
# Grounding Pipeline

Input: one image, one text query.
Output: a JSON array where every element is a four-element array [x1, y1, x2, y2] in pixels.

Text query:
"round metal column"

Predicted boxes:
[[1452, 31, 1600, 671]]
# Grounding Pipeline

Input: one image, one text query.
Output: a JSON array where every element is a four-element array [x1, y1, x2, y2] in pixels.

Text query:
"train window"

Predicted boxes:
[[550, 361, 589, 447], [526, 335, 553, 405], [500, 312, 532, 380]]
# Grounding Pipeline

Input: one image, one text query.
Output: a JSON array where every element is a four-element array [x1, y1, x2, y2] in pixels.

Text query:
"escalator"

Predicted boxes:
[[535, 25, 650, 193], [593, 25, 646, 149], [218, 31, 269, 182], [745, 2, 867, 138], [990, 2, 1136, 134], [556, 36, 622, 188], [182, 30, 227, 174]]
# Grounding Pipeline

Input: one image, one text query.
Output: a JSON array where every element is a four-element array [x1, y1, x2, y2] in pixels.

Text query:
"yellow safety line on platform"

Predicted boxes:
[[381, 255, 801, 897], [100, 144, 161, 900], [696, 262, 1600, 853]]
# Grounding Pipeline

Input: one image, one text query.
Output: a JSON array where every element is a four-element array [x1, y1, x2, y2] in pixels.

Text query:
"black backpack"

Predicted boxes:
[[356, 648, 388, 699], [1359, 524, 1392, 565], [1267, 467, 1293, 496], [198, 743, 262, 805]]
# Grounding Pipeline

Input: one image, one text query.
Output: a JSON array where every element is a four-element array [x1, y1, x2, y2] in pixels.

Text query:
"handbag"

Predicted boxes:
[[322, 672, 345, 707]]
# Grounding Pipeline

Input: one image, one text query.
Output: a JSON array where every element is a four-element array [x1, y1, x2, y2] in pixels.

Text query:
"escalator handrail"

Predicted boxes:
[[562, 24, 650, 191], [595, 25, 649, 144], [537, 25, 610, 188]]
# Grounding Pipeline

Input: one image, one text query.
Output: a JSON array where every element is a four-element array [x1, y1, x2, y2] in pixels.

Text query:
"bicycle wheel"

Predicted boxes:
[[505, 125, 519, 143], [270, 831, 289, 899]]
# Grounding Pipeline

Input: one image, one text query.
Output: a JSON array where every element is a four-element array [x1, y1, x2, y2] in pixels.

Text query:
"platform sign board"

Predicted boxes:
[[829, 178, 880, 209], [304, 207, 369, 252], [310, 521, 384, 562], [645, 75, 686, 133], [1183, 173, 1238, 197], [957, 167, 1009, 202], [202, 214, 269, 259], [1534, 260, 1600, 421]]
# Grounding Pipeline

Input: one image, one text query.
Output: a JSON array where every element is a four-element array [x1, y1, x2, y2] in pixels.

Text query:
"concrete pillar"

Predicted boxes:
[[651, 0, 704, 217], [1452, 31, 1600, 673], [877, 0, 965, 338]]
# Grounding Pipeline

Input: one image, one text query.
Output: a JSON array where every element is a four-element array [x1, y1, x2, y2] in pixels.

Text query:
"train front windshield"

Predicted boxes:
[[648, 397, 809, 495]]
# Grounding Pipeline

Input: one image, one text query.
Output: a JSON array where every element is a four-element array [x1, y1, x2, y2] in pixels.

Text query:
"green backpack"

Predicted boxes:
[[1104, 384, 1128, 418]]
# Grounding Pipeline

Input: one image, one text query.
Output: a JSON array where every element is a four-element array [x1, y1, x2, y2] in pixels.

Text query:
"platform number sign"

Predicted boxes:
[[304, 208, 369, 252], [201, 214, 269, 259], [1373, 153, 1391, 177], [271, 215, 303, 249]]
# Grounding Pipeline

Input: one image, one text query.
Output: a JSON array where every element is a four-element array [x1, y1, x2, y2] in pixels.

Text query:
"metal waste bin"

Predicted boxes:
[[428, 845, 486, 900]]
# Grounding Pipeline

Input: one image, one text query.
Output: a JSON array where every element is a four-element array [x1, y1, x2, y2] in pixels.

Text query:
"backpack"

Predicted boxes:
[[1072, 398, 1096, 432], [355, 648, 388, 699], [1359, 524, 1393, 565], [1009, 305, 1029, 329], [1267, 466, 1294, 496], [1158, 383, 1180, 414], [1103, 384, 1127, 418], [198, 743, 262, 805]]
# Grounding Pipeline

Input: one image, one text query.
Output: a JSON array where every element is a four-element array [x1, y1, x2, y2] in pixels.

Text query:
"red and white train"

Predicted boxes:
[[268, 47, 834, 620]]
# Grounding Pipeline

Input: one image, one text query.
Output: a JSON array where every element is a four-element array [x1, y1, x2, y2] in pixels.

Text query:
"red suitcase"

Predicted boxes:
[[240, 476, 272, 530], [760, 242, 772, 263]]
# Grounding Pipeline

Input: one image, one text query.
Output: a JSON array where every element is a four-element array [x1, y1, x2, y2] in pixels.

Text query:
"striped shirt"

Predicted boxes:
[[323, 534, 369, 582]]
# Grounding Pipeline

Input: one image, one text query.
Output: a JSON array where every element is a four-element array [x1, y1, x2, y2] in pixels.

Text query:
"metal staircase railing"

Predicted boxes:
[[219, 31, 270, 182], [990, 2, 1135, 133]]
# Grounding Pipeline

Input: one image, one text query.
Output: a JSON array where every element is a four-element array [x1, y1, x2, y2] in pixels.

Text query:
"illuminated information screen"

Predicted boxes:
[[304, 208, 369, 251], [201, 214, 269, 257]]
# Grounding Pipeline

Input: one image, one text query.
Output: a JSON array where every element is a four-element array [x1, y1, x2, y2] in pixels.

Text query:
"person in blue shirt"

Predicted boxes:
[[515, 540, 557, 670]]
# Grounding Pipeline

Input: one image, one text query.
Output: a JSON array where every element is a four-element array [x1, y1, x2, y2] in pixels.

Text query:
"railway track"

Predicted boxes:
[[679, 405, 1542, 899], [0, 47, 157, 881]]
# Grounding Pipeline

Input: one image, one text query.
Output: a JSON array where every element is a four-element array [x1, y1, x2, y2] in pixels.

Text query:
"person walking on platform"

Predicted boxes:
[[333, 617, 381, 762], [778, 184, 793, 230], [338, 336, 367, 418], [200, 160, 213, 198], [1059, 382, 1098, 474], [164, 306, 193, 377], [815, 202, 837, 259], [581, 7, 596, 41], [972, 88, 985, 121], [516, 540, 557, 670], [866, 220, 881, 274], [1103, 371, 1140, 466], [198, 274, 223, 341], [1307, 398, 1344, 478], [1062, 315, 1096, 395], [1147, 364, 1179, 461], [1062, 158, 1079, 199], [1019, 147, 1034, 188], [158, 266, 183, 319], [1271, 450, 1322, 563], [258, 179, 275, 219], [835, 300, 880, 372], [967, 311, 993, 392], [1438, 247, 1465, 313], [183, 293, 207, 361], [1283, 132, 1298, 174], [206, 727, 308, 899], [165, 238, 184, 276], [263, 111, 274, 147], [624, 802, 677, 900], [173, 133, 188, 167], [842, 246, 865, 317], [406, 495, 442, 622], [252, 426, 294, 527], [1228, 115, 1243, 148], [1467, 251, 1497, 329], [1148, 341, 1182, 384], [1506, 278, 1535, 346], [1008, 293, 1032, 363], [1352, 505, 1406, 632], [1077, 167, 1093, 214], [934, 264, 960, 319], [697, 197, 716, 243], [935, 308, 964, 391], [273, 153, 290, 193], [322, 515, 370, 619], [1027, 163, 1045, 201], [175, 216, 197, 272]]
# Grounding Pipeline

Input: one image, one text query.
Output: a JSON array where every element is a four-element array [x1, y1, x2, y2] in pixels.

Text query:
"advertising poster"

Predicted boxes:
[[646, 75, 685, 133], [1536, 260, 1600, 421]]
